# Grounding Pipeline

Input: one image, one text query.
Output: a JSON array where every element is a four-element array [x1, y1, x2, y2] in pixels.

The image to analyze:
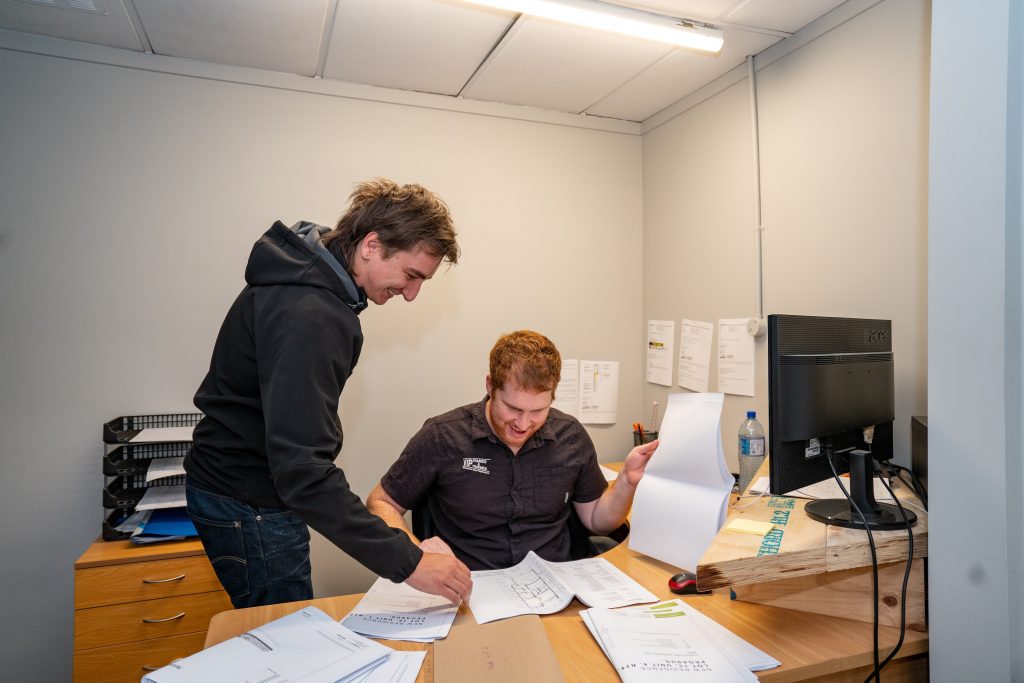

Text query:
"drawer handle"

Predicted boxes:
[[142, 573, 186, 584], [142, 611, 186, 624]]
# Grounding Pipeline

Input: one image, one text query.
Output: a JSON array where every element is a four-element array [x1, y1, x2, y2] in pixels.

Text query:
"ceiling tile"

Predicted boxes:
[[132, 0, 328, 75], [612, 1, 741, 22], [724, 0, 847, 34], [324, 0, 513, 96], [586, 25, 779, 121], [462, 16, 671, 115], [0, 0, 142, 50]]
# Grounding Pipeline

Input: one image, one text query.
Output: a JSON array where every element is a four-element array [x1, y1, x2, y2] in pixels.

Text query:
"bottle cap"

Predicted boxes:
[[746, 410, 756, 419]]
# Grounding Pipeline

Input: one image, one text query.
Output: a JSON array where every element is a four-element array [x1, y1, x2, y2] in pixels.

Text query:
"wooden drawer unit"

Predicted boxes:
[[74, 539, 229, 683]]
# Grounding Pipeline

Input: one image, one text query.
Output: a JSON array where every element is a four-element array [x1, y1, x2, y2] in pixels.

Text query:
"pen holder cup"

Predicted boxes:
[[633, 430, 658, 446]]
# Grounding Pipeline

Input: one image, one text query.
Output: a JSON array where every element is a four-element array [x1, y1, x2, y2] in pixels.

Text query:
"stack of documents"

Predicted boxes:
[[746, 476, 895, 502], [581, 600, 779, 682], [342, 577, 460, 642], [142, 606, 425, 683], [468, 550, 658, 624], [630, 393, 734, 572]]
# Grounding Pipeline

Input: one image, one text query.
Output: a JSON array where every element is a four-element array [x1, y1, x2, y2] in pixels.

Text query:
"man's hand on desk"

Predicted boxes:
[[405, 551, 473, 605]]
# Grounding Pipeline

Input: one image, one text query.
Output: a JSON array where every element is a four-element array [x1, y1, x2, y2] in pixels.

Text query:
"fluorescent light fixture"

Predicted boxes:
[[463, 0, 724, 53]]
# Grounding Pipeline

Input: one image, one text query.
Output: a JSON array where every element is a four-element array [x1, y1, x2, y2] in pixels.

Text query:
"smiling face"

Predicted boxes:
[[485, 376, 554, 454], [353, 232, 442, 305]]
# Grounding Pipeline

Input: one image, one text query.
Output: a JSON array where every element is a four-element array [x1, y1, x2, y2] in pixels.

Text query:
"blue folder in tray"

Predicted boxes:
[[130, 507, 197, 544]]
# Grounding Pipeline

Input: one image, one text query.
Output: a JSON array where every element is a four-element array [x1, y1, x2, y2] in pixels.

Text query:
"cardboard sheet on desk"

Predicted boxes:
[[434, 613, 565, 683]]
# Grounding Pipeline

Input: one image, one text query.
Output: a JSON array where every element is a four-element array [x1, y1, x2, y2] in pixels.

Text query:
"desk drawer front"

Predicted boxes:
[[76, 556, 222, 609], [73, 630, 207, 683], [75, 590, 232, 650]]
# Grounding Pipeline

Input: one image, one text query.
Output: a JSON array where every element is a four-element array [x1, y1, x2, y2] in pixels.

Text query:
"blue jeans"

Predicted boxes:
[[185, 482, 313, 608]]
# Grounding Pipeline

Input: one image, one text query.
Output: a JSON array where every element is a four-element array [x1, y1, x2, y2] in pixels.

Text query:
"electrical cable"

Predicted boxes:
[[872, 472, 915, 677], [826, 444, 881, 682]]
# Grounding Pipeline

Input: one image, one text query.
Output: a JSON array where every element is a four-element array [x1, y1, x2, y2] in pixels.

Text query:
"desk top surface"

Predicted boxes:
[[205, 539, 927, 682]]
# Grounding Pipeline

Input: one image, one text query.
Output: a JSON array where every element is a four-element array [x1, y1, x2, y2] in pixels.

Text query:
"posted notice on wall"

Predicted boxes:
[[677, 319, 714, 392], [551, 358, 580, 419], [717, 318, 755, 396], [646, 320, 675, 386], [580, 360, 619, 424]]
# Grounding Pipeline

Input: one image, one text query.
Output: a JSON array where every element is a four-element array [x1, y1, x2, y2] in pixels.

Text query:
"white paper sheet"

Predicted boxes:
[[135, 484, 186, 510], [579, 360, 619, 424], [678, 318, 714, 392], [145, 456, 185, 483], [551, 358, 580, 418], [629, 393, 733, 571], [467, 551, 656, 624], [748, 476, 896, 502], [599, 464, 618, 482], [581, 605, 758, 682], [349, 651, 426, 683], [128, 426, 195, 443], [646, 320, 675, 386], [143, 606, 392, 683], [717, 319, 755, 397], [342, 578, 459, 642]]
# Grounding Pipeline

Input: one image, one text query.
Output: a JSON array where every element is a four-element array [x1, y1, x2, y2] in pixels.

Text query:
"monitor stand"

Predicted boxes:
[[805, 450, 918, 530]]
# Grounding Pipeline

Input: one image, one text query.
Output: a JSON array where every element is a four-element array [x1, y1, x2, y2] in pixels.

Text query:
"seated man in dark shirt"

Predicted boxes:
[[367, 330, 659, 570]]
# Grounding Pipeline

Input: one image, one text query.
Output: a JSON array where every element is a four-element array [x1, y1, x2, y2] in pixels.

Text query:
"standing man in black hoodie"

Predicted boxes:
[[184, 178, 472, 608]]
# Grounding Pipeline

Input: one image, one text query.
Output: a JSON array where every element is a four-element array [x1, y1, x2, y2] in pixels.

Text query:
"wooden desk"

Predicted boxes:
[[205, 538, 927, 682]]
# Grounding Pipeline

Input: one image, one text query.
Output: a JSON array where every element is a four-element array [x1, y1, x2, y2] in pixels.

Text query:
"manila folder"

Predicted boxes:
[[434, 613, 565, 683]]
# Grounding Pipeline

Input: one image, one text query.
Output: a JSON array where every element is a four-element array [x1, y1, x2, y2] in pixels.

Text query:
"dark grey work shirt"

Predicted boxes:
[[381, 397, 608, 570]]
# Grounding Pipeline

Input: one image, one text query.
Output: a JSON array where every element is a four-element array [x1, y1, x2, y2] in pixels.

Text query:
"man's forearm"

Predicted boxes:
[[366, 488, 420, 543], [588, 477, 637, 534]]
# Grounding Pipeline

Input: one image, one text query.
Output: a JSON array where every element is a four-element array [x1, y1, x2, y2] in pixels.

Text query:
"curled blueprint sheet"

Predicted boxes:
[[342, 577, 459, 642], [468, 551, 657, 624], [629, 392, 733, 571]]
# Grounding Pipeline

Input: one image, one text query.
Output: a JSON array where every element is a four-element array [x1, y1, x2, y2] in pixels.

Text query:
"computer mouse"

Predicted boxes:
[[668, 570, 710, 595]]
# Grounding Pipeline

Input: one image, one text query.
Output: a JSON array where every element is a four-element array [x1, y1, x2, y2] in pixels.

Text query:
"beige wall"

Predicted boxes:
[[0, 47, 643, 678], [640, 0, 930, 472]]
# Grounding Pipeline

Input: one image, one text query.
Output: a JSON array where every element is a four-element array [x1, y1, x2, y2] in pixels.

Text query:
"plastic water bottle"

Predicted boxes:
[[738, 411, 766, 493]]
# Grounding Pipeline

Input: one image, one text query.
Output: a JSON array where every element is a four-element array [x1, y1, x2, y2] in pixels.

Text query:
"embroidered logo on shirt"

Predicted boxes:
[[462, 458, 490, 474]]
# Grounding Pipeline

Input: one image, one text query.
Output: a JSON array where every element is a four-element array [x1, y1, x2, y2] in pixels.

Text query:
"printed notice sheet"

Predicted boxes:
[[342, 577, 459, 642], [579, 360, 619, 424], [551, 358, 580, 418], [678, 319, 714, 392], [467, 551, 657, 624], [717, 319, 755, 396], [630, 393, 733, 571], [581, 601, 761, 682], [646, 320, 675, 386], [143, 606, 391, 683]]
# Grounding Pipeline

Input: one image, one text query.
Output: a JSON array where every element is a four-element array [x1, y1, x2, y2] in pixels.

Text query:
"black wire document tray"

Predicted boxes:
[[103, 474, 186, 509], [102, 412, 202, 444], [103, 442, 191, 477]]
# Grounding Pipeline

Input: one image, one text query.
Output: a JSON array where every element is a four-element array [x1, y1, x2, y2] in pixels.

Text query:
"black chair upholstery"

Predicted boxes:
[[412, 498, 629, 561]]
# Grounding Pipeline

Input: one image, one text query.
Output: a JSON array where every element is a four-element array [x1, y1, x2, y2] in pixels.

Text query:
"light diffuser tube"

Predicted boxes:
[[463, 0, 723, 52]]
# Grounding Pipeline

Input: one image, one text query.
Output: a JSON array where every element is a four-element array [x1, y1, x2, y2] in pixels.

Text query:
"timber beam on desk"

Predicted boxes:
[[696, 460, 928, 632], [205, 533, 927, 682]]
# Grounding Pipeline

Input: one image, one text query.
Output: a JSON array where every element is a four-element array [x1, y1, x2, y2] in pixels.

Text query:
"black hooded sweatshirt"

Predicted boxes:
[[185, 220, 422, 582]]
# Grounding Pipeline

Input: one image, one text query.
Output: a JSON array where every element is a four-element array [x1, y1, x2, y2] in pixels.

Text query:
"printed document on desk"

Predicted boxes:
[[629, 392, 733, 571], [468, 551, 657, 624], [142, 606, 391, 683], [342, 577, 459, 642], [581, 602, 758, 682]]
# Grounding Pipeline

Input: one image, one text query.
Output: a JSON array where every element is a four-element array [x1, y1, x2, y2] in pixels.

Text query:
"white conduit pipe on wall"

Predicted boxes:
[[747, 55, 766, 330]]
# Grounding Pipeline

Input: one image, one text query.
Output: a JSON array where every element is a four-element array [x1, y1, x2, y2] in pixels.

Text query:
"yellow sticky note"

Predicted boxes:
[[723, 518, 775, 536]]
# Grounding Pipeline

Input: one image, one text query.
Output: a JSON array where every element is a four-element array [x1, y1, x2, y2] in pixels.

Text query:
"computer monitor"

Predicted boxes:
[[767, 314, 916, 530]]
